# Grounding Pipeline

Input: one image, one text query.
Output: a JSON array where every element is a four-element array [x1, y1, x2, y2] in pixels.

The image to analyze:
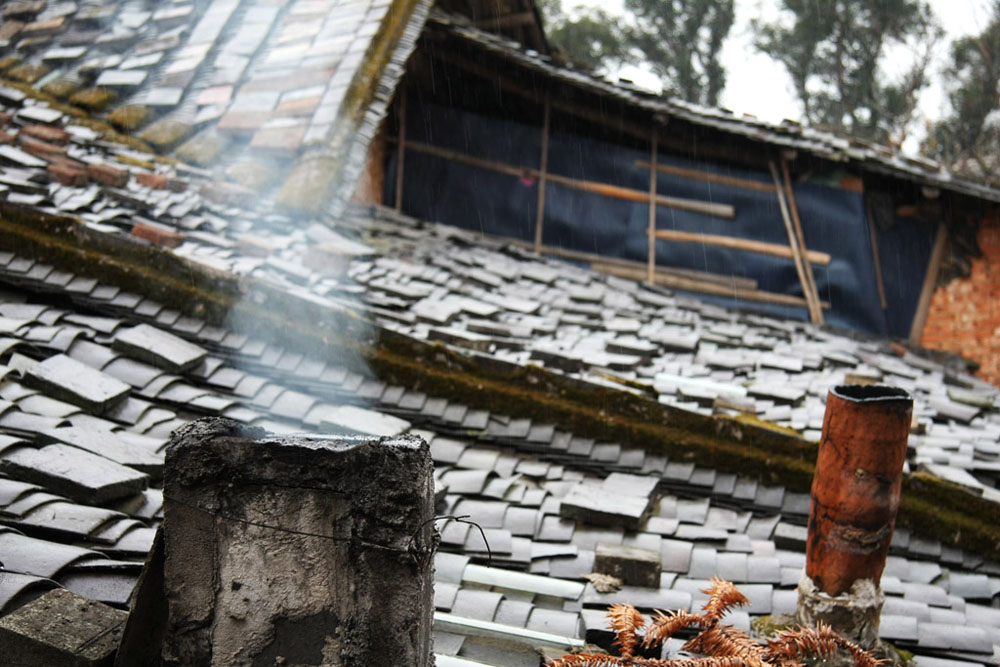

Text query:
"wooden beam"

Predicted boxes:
[[396, 138, 736, 218], [433, 49, 652, 143], [647, 135, 657, 284], [865, 200, 888, 310], [653, 229, 832, 265], [394, 89, 407, 211], [636, 159, 777, 193], [909, 221, 949, 345], [588, 260, 828, 308], [499, 237, 758, 290], [534, 95, 550, 253], [780, 158, 824, 324], [770, 160, 824, 323], [474, 10, 537, 29], [429, 47, 776, 172]]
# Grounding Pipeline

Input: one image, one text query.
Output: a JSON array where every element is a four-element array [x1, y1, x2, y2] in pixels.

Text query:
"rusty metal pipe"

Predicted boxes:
[[806, 384, 912, 596]]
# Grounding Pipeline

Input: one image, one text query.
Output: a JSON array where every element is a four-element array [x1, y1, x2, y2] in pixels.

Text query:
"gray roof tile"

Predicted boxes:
[[0, 442, 148, 504], [24, 354, 130, 413], [450, 589, 504, 621], [0, 529, 102, 578]]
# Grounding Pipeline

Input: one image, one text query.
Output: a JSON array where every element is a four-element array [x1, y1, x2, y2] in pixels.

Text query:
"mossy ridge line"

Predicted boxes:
[[1, 203, 998, 557], [0, 77, 155, 154], [276, 0, 428, 215], [0, 203, 371, 371]]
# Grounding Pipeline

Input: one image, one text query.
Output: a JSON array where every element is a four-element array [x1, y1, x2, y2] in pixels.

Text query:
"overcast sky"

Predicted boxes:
[[564, 0, 993, 151]]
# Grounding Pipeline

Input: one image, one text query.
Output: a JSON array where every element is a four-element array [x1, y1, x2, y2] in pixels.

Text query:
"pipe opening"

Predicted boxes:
[[832, 384, 911, 402]]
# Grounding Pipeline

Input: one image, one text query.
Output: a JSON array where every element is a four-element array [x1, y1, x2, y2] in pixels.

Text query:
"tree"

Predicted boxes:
[[623, 0, 735, 108], [753, 0, 941, 146], [538, 0, 631, 72], [538, 0, 736, 108], [924, 1, 1000, 186]]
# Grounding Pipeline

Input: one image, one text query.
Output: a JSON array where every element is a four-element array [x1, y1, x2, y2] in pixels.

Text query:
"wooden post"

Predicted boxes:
[[534, 96, 550, 253], [865, 201, 889, 310], [647, 135, 657, 284], [770, 160, 823, 324], [394, 89, 407, 211], [780, 158, 824, 325], [909, 221, 948, 345]]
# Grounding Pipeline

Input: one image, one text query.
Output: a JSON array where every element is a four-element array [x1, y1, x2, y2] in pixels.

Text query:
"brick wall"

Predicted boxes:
[[921, 216, 1000, 387]]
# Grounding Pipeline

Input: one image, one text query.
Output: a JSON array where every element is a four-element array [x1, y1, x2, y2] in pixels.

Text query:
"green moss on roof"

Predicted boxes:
[[6, 63, 50, 84], [0, 56, 21, 73], [0, 202, 997, 559], [140, 119, 193, 153], [175, 129, 228, 167], [108, 104, 151, 133], [225, 158, 281, 191], [40, 78, 80, 100], [69, 87, 116, 112], [275, 155, 339, 215]]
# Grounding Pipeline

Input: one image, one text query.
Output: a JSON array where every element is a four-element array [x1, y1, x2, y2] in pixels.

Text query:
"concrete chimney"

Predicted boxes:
[[158, 418, 436, 666], [797, 385, 912, 648]]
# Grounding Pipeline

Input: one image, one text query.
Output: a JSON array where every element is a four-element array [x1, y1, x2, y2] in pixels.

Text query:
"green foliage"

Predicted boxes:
[[539, 0, 735, 107], [753, 0, 941, 145], [924, 0, 1000, 186], [546, 6, 631, 72], [623, 0, 735, 107]]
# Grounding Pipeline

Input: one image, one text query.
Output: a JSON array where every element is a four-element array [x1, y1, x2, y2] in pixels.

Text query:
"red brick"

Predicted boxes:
[[20, 136, 65, 160], [132, 223, 185, 248], [87, 162, 129, 187], [19, 123, 71, 145], [46, 158, 88, 186], [135, 172, 168, 189]]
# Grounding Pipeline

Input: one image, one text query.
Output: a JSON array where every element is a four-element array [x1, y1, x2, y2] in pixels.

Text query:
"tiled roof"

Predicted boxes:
[[0, 185, 999, 664], [0, 0, 433, 213], [424, 11, 1000, 205], [0, 2, 998, 665]]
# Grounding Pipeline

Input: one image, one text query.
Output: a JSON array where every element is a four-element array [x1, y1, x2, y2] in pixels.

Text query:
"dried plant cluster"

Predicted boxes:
[[548, 577, 882, 667]]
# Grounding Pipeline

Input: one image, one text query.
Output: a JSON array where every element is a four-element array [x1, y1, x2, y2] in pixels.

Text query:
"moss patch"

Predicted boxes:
[[0, 201, 998, 559], [6, 63, 50, 84], [225, 158, 282, 191], [0, 57, 22, 73], [69, 87, 116, 112], [175, 129, 228, 167], [276, 156, 339, 215], [40, 78, 79, 100], [140, 119, 193, 153], [108, 105, 151, 133]]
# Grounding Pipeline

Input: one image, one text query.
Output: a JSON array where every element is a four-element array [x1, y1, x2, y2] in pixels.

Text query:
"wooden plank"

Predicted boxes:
[[542, 172, 734, 218], [865, 200, 888, 310], [647, 135, 657, 283], [474, 11, 537, 29], [653, 228, 832, 265], [589, 260, 826, 308], [494, 234, 759, 289], [397, 138, 736, 218], [636, 159, 777, 193], [432, 50, 652, 143], [909, 221, 949, 345], [780, 158, 824, 324], [394, 89, 407, 211], [769, 160, 823, 323], [534, 96, 550, 253]]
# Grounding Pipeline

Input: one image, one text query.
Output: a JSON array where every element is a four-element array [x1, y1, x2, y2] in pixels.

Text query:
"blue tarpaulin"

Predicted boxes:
[[388, 101, 935, 337]]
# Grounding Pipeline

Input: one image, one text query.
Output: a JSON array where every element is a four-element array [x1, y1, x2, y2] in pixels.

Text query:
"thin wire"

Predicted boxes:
[[162, 493, 419, 558], [415, 514, 492, 567]]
